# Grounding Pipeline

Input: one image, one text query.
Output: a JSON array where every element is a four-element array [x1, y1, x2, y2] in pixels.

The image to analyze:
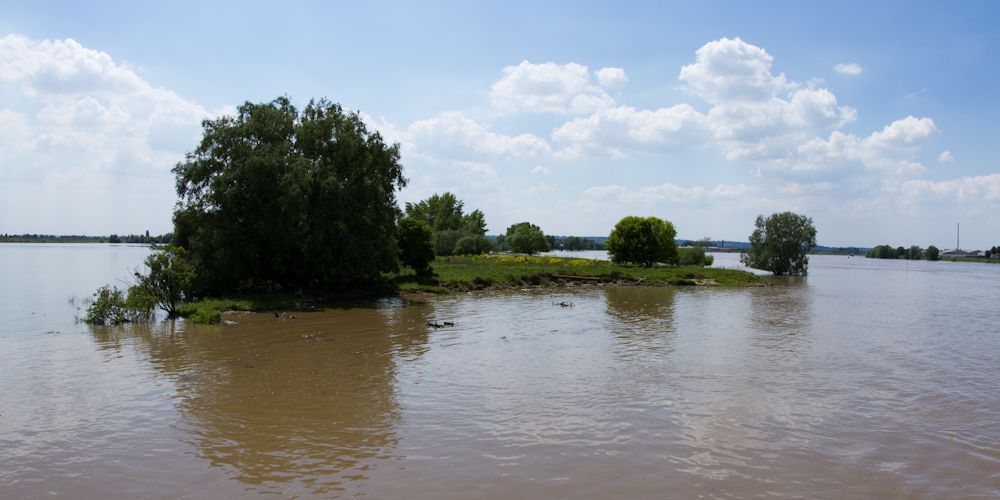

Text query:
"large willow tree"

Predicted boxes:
[[172, 97, 406, 293]]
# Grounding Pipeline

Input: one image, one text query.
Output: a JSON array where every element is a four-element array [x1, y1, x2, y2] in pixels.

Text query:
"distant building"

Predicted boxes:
[[940, 249, 984, 258]]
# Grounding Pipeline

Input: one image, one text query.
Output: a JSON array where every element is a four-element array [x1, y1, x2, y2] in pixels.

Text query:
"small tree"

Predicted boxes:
[[606, 216, 678, 267], [397, 217, 435, 275], [454, 234, 493, 255], [134, 245, 195, 317], [432, 230, 464, 257], [925, 245, 940, 261], [741, 212, 817, 275], [506, 222, 550, 255]]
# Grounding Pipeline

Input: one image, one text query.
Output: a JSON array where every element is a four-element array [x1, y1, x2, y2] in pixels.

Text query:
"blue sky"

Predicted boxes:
[[2, 1, 999, 248]]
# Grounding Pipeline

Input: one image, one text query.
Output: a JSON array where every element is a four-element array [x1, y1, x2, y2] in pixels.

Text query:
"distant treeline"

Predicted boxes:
[[0, 232, 174, 244], [866, 244, 940, 261]]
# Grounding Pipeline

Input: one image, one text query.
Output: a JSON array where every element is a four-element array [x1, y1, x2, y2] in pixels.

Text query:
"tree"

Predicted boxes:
[[926, 245, 940, 261], [462, 209, 487, 236], [405, 192, 465, 231], [133, 245, 195, 317], [172, 97, 406, 293], [454, 234, 494, 255], [606, 216, 678, 267], [397, 217, 435, 275], [432, 230, 464, 257], [741, 212, 817, 275], [506, 222, 550, 255], [907, 245, 923, 260]]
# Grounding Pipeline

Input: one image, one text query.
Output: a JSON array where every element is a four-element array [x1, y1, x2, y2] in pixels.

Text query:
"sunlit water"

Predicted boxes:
[[2, 244, 998, 498]]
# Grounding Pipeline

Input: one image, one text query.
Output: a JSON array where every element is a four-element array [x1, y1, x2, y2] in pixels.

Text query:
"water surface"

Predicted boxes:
[[2, 245, 998, 498]]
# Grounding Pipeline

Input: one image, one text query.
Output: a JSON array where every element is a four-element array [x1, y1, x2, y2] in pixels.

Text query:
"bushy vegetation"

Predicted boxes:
[[557, 235, 604, 251], [677, 246, 714, 266], [741, 212, 816, 275], [172, 97, 406, 294], [84, 246, 194, 325], [607, 216, 678, 267], [504, 222, 550, 255], [867, 244, 939, 260], [405, 192, 490, 256], [397, 217, 435, 275], [84, 285, 156, 325]]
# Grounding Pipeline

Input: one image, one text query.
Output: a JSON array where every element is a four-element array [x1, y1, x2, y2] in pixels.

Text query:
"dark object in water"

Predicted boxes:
[[553, 301, 574, 308], [443, 321, 455, 326]]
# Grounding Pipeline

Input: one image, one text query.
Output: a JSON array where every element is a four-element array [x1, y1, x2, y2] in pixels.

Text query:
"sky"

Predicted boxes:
[[2, 1, 999, 248]]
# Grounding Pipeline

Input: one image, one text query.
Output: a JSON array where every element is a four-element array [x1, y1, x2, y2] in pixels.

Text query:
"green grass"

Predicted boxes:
[[179, 255, 761, 323], [393, 254, 761, 292], [177, 292, 304, 324]]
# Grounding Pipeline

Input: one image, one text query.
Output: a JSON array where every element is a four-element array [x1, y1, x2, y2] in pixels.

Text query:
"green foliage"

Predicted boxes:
[[926, 245, 940, 261], [454, 234, 494, 255], [463, 209, 488, 236], [505, 222, 550, 255], [741, 211, 817, 276], [397, 217, 435, 275], [907, 245, 923, 260], [84, 285, 155, 325], [405, 192, 465, 232], [606, 216, 678, 267], [432, 230, 465, 257], [172, 96, 406, 293], [677, 246, 713, 266], [867, 244, 897, 259], [133, 245, 194, 317]]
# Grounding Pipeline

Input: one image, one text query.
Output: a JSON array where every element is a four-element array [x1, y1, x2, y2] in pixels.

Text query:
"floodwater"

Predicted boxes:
[[2, 244, 999, 498]]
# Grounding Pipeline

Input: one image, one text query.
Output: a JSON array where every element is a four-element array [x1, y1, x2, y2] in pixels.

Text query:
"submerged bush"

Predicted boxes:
[[84, 285, 155, 325]]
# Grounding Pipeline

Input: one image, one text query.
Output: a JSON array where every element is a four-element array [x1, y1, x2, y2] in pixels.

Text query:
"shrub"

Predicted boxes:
[[398, 217, 435, 274], [607, 216, 678, 267], [454, 234, 493, 255]]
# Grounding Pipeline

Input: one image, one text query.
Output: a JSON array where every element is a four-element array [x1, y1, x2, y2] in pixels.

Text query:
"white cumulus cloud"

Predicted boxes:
[[0, 34, 226, 233], [834, 63, 864, 75], [939, 150, 954, 163], [405, 111, 551, 159], [596, 67, 628, 89], [678, 37, 795, 104], [489, 60, 616, 114]]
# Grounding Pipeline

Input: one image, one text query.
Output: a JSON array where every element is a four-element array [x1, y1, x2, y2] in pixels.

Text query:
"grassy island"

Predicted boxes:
[[170, 254, 761, 323], [393, 254, 762, 293]]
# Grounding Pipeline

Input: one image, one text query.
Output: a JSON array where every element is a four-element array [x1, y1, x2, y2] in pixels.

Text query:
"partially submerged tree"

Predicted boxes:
[[133, 245, 194, 317], [172, 97, 406, 292], [741, 212, 817, 275], [606, 216, 678, 267]]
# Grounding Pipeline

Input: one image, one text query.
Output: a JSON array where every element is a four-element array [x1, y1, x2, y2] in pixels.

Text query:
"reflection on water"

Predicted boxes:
[[89, 299, 430, 496], [2, 246, 1000, 498]]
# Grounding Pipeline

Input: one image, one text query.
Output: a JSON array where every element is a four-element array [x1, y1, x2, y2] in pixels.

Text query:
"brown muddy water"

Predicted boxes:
[[1, 244, 999, 498]]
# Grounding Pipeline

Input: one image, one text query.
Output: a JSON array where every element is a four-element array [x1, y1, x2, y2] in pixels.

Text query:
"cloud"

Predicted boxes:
[[762, 116, 938, 177], [834, 63, 863, 76], [530, 165, 551, 176], [678, 37, 794, 104], [596, 67, 628, 89], [552, 104, 707, 157], [939, 150, 954, 163], [405, 111, 551, 159], [527, 181, 556, 194], [489, 60, 616, 114], [582, 184, 627, 199], [583, 182, 756, 204], [900, 174, 1000, 204], [0, 34, 225, 233]]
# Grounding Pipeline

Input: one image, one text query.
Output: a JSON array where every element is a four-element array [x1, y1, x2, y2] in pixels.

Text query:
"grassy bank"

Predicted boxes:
[[177, 292, 307, 324], [179, 254, 761, 323], [394, 254, 762, 293]]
